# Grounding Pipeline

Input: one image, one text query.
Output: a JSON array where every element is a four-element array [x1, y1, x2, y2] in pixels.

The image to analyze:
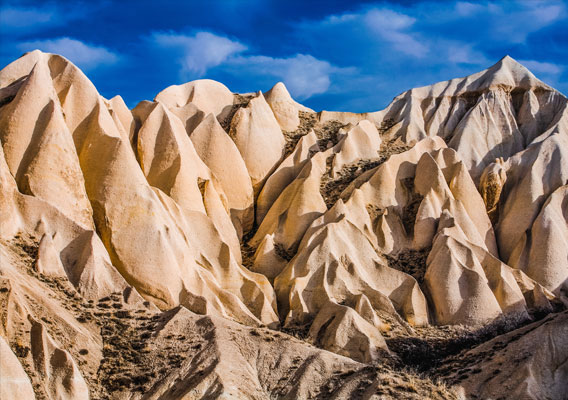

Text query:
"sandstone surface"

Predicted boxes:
[[1, 52, 566, 399]]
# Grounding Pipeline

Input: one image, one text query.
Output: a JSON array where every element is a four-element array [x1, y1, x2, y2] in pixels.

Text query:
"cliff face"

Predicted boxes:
[[0, 51, 566, 399]]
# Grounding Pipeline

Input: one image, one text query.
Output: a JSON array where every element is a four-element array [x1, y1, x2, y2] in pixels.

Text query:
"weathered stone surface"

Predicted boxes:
[[1, 51, 566, 399]]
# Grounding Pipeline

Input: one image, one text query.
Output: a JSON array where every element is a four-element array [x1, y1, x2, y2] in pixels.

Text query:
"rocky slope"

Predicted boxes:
[[0, 51, 566, 399]]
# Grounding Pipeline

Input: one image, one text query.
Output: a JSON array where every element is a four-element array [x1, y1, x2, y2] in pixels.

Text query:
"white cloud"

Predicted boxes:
[[17, 38, 118, 70], [446, 43, 488, 65], [151, 31, 246, 77], [0, 6, 58, 34], [150, 30, 346, 99], [460, 0, 566, 43], [326, 13, 357, 24], [307, 7, 428, 58], [231, 54, 346, 99], [518, 60, 562, 75], [455, 2, 484, 16], [364, 8, 416, 31], [0, 5, 55, 29], [363, 8, 428, 57], [0, 3, 89, 35], [522, 2, 564, 27]]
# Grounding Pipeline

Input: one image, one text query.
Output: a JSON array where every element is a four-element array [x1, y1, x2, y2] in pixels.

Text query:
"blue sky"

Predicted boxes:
[[1, 0, 566, 112]]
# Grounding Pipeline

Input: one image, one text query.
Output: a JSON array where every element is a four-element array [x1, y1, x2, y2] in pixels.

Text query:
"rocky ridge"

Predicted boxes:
[[0, 51, 567, 399]]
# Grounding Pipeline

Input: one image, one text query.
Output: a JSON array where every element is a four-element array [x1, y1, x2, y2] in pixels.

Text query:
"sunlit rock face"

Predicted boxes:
[[0, 52, 566, 399]]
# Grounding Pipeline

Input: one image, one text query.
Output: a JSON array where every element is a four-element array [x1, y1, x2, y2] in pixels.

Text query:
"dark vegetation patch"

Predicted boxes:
[[239, 222, 259, 271], [400, 177, 424, 236], [377, 118, 396, 135], [433, 310, 565, 386], [386, 311, 544, 375], [317, 363, 457, 400], [384, 248, 430, 284], [95, 304, 204, 397], [197, 177, 207, 197], [314, 120, 346, 150], [366, 204, 385, 221], [11, 232, 39, 261], [282, 111, 317, 157], [274, 242, 295, 262], [5, 233, 201, 399], [220, 93, 255, 133], [320, 136, 411, 210], [320, 158, 384, 209], [281, 323, 311, 341]]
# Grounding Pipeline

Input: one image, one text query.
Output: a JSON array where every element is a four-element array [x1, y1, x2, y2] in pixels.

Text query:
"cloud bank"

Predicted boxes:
[[0, 0, 566, 110], [17, 38, 118, 71]]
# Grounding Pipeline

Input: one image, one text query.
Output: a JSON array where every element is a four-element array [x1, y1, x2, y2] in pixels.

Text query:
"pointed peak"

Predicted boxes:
[[21, 49, 45, 58], [109, 94, 125, 104], [131, 100, 159, 123], [492, 55, 533, 75], [407, 54, 556, 100], [265, 82, 293, 102], [482, 54, 552, 90], [202, 112, 219, 125], [500, 54, 517, 64], [264, 81, 315, 113], [270, 82, 291, 95]]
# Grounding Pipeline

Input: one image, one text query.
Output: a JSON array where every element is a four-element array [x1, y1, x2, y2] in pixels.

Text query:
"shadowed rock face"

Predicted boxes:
[[0, 51, 566, 399]]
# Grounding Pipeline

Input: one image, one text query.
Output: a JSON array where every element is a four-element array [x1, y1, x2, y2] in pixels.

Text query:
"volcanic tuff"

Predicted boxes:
[[0, 51, 567, 399]]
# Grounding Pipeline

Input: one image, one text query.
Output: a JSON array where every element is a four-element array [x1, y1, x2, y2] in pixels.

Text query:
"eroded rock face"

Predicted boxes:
[[441, 311, 568, 400], [229, 92, 286, 196], [0, 336, 35, 400], [1, 51, 566, 399]]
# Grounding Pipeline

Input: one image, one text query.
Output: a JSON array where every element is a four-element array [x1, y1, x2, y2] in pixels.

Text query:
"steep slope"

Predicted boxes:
[[0, 51, 278, 328], [1, 51, 566, 399]]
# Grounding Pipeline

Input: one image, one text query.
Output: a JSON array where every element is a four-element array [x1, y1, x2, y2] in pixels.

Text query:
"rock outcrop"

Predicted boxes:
[[1, 51, 566, 399]]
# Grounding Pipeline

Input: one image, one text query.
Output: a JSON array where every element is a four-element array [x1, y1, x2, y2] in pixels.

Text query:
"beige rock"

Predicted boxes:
[[264, 82, 313, 131], [136, 101, 210, 214], [2, 49, 567, 398], [353, 293, 389, 331], [169, 102, 206, 135], [329, 120, 381, 177], [451, 311, 568, 400], [496, 124, 568, 270], [510, 185, 568, 294], [0, 138, 135, 301], [30, 320, 89, 400], [35, 233, 66, 277], [275, 216, 429, 327], [190, 113, 254, 236], [154, 79, 234, 118], [229, 93, 286, 195], [0, 336, 36, 400], [201, 179, 242, 263], [251, 234, 287, 281], [0, 52, 278, 326], [106, 95, 134, 142], [124, 306, 448, 399], [308, 301, 389, 363], [479, 157, 507, 223], [369, 56, 567, 184], [448, 89, 524, 182], [0, 51, 102, 137], [425, 210, 527, 325], [256, 130, 319, 225], [60, 230, 141, 301], [317, 111, 377, 126], [254, 121, 381, 256], [0, 57, 93, 229], [251, 153, 327, 257]]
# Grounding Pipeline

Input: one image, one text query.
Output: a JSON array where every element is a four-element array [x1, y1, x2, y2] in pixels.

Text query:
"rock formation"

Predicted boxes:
[[0, 51, 566, 399]]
